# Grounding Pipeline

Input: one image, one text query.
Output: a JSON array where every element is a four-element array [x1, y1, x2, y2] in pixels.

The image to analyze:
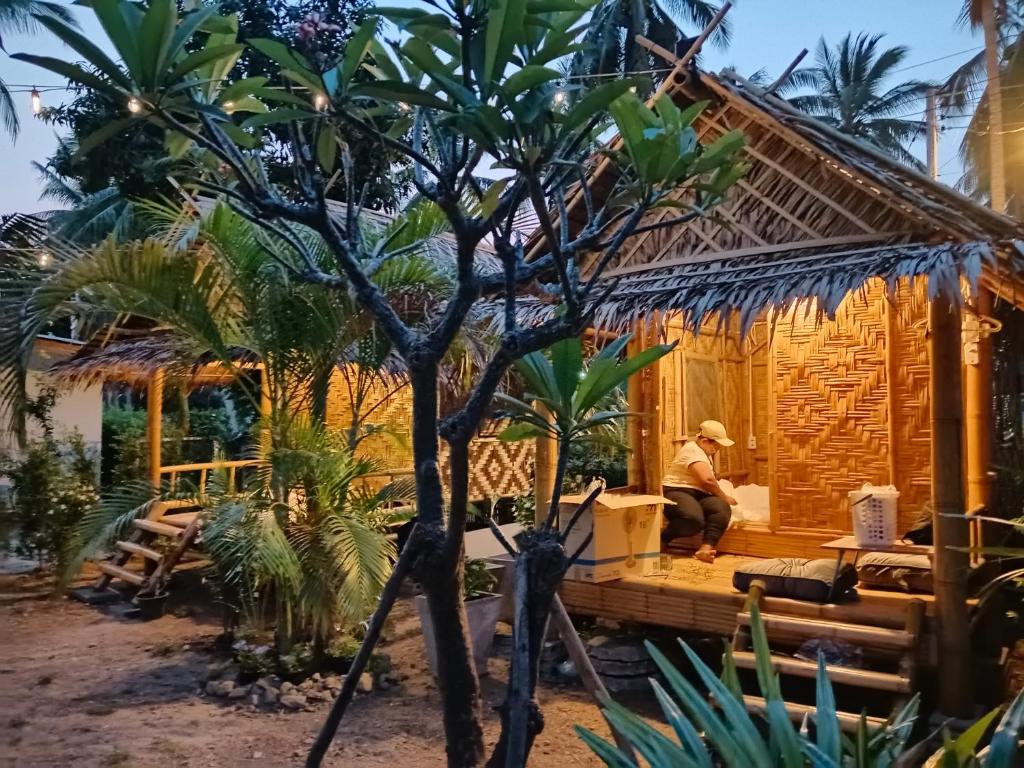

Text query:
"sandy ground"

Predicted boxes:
[[0, 573, 616, 768]]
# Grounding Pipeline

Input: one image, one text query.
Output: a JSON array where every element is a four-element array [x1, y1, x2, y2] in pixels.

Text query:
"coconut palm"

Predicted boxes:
[[0, 0, 76, 139], [940, 1, 1024, 212], [568, 0, 729, 95], [788, 32, 932, 168]]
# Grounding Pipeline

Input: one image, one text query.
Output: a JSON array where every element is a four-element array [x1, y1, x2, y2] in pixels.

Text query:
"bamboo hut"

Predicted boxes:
[[517, 63, 1024, 712]]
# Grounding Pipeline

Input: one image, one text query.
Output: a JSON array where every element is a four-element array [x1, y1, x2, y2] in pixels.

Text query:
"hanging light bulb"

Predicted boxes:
[[127, 96, 142, 113], [30, 87, 41, 115], [553, 89, 567, 105], [36, 251, 51, 268], [222, 100, 235, 114], [314, 92, 328, 111]]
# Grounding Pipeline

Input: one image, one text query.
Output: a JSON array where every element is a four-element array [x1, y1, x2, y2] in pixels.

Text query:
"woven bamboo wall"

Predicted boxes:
[[324, 367, 414, 469], [887, 283, 933, 525], [325, 367, 535, 500], [769, 280, 930, 534]]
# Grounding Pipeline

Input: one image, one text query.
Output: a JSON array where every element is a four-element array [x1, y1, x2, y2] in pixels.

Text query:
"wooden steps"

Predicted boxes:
[[96, 562, 145, 586], [736, 612, 914, 650], [742, 696, 887, 731], [91, 501, 203, 598], [133, 519, 184, 538], [116, 541, 162, 561], [731, 580, 924, 726], [731, 652, 912, 693]]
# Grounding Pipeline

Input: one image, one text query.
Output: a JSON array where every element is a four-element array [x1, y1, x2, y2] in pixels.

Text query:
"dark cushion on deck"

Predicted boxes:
[[732, 557, 857, 604], [855, 552, 933, 594]]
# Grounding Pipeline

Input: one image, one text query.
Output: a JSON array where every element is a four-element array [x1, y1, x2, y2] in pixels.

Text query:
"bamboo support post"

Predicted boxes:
[[965, 289, 994, 512], [644, 315, 665, 494], [147, 369, 164, 490], [549, 595, 636, 761], [533, 404, 557, 526], [929, 297, 973, 717], [767, 49, 808, 94], [626, 328, 647, 491]]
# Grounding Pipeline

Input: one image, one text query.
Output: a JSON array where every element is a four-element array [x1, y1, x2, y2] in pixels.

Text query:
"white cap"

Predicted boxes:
[[698, 420, 734, 447]]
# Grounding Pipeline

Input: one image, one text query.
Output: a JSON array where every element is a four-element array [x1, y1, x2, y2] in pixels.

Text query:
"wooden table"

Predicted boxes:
[[821, 536, 933, 601]]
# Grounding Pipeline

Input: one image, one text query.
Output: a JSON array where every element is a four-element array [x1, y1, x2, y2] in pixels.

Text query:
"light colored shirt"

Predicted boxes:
[[663, 441, 713, 490]]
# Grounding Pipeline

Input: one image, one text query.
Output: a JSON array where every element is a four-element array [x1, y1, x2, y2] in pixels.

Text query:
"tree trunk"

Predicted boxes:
[[410, 364, 486, 766], [487, 530, 567, 768], [310, 367, 332, 428]]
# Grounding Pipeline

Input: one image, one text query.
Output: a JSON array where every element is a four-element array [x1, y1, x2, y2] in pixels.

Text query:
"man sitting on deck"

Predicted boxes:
[[662, 420, 737, 564]]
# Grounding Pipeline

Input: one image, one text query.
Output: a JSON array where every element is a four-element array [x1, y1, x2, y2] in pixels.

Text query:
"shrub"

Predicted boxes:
[[0, 428, 99, 566]]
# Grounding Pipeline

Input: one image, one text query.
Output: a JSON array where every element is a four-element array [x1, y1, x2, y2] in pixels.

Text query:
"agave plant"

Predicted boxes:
[[577, 603, 1024, 768], [495, 333, 675, 518]]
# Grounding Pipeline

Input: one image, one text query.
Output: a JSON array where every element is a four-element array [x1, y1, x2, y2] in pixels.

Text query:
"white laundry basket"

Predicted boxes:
[[848, 484, 899, 546]]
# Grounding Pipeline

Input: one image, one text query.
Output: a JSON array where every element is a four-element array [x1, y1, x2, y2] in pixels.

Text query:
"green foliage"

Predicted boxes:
[[101, 406, 148, 489], [0, 0, 76, 139], [0, 391, 99, 566], [496, 334, 673, 449], [569, 0, 728, 96], [578, 604, 1024, 768], [0, 200, 448, 444], [787, 32, 931, 168], [463, 558, 498, 601], [201, 420, 409, 647]]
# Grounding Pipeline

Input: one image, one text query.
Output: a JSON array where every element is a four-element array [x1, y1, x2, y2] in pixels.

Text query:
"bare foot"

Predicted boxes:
[[692, 548, 716, 565], [694, 546, 716, 564]]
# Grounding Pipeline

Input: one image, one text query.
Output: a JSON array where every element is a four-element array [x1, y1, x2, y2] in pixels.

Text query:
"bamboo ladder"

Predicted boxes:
[[93, 460, 256, 598], [730, 580, 925, 731]]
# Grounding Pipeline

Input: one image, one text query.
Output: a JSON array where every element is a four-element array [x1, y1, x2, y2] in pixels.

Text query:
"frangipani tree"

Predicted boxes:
[[11, 1, 748, 765]]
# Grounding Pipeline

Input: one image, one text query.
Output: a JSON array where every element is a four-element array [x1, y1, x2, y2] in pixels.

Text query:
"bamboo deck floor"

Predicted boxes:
[[559, 554, 939, 641]]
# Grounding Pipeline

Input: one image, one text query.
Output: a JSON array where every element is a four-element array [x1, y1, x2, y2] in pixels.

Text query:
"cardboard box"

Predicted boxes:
[[559, 492, 668, 583]]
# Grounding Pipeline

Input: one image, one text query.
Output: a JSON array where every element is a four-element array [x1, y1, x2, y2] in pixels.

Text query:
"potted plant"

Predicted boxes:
[[417, 558, 503, 677]]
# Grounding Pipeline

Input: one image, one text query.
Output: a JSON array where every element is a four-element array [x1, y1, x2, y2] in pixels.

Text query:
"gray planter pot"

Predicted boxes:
[[416, 592, 503, 677]]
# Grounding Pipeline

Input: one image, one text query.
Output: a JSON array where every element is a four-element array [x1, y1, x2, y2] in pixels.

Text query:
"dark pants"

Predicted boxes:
[[662, 487, 731, 547]]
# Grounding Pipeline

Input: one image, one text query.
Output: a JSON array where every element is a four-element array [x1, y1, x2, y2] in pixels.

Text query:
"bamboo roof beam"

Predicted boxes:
[[704, 73, 992, 239]]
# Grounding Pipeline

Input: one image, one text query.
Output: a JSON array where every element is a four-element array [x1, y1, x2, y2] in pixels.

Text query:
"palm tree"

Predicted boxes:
[[788, 32, 932, 167], [941, 1, 1024, 213], [569, 0, 729, 94], [0, 0, 76, 139], [2, 199, 450, 648]]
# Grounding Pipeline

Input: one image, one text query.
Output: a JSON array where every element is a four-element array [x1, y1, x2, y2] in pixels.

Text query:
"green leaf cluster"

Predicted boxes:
[[496, 333, 674, 448], [577, 604, 1024, 768]]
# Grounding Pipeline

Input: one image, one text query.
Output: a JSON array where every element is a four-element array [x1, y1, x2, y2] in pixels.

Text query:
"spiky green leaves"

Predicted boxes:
[[496, 333, 675, 446]]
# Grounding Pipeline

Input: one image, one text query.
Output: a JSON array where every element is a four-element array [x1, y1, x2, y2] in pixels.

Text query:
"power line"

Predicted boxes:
[[888, 45, 984, 74]]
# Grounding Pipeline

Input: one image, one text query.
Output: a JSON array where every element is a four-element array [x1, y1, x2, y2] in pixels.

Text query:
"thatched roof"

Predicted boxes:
[[47, 332, 260, 387], [512, 66, 1024, 334]]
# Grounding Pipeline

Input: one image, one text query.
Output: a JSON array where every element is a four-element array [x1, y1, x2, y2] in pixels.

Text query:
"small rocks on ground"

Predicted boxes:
[[279, 693, 307, 711], [205, 679, 236, 697]]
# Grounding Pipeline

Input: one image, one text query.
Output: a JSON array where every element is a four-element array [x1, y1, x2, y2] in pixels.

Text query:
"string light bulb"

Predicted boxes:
[[553, 89, 566, 105], [222, 100, 235, 113], [314, 92, 328, 110], [30, 87, 42, 114], [127, 96, 142, 113], [36, 251, 51, 268]]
